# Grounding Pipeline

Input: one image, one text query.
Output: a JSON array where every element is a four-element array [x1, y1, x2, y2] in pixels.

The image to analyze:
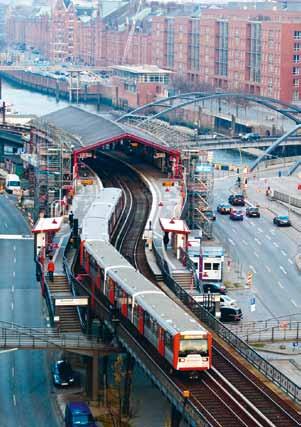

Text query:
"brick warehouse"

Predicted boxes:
[[5, 0, 301, 103]]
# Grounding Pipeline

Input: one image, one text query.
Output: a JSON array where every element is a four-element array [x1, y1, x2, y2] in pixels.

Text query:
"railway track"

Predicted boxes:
[[86, 154, 301, 426]]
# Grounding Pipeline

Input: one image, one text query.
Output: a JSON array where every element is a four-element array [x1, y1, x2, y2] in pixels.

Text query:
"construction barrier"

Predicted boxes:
[[247, 271, 253, 287]]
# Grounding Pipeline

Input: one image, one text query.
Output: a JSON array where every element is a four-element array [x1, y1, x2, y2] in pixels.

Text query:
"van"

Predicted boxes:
[[65, 401, 97, 427], [5, 174, 21, 194], [220, 306, 242, 322]]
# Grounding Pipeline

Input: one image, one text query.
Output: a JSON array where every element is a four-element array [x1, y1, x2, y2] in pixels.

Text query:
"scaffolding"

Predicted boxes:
[[181, 149, 214, 239]]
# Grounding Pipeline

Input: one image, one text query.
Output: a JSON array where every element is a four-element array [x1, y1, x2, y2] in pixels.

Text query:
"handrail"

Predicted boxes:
[[35, 257, 55, 327], [152, 238, 301, 404]]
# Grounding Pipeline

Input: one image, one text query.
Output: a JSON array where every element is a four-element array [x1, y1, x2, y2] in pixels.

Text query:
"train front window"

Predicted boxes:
[[179, 338, 208, 357]]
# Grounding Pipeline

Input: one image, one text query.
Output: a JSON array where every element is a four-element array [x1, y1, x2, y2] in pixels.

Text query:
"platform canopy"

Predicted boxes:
[[32, 217, 63, 233], [38, 106, 179, 156], [159, 218, 190, 235]]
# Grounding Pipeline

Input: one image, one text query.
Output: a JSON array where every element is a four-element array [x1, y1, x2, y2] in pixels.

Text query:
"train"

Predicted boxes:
[[79, 187, 212, 373]]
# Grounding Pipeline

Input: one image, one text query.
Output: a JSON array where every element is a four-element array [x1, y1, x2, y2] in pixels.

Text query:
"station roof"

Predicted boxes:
[[38, 106, 178, 155], [32, 216, 63, 233], [159, 218, 190, 235]]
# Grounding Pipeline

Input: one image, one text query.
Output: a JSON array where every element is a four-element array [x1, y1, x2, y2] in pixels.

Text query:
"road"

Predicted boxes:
[[0, 194, 60, 427], [214, 175, 301, 321]]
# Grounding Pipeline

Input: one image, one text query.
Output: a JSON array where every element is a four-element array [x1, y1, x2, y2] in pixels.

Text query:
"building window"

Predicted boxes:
[[294, 31, 301, 39], [215, 20, 228, 77], [293, 67, 300, 75], [294, 43, 301, 51], [166, 18, 174, 68], [293, 89, 300, 101], [294, 79, 300, 87], [247, 22, 262, 83], [268, 54, 273, 64], [294, 55, 300, 63]]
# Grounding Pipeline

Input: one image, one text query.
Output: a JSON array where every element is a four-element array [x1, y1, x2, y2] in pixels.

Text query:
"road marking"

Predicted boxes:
[[11, 302, 14, 311], [278, 281, 284, 289], [12, 367, 15, 377], [249, 265, 256, 274], [254, 237, 262, 245], [11, 285, 14, 293], [0, 234, 33, 240], [281, 250, 287, 256], [4, 223, 7, 229], [13, 257, 16, 264], [265, 265, 271, 273], [280, 265, 287, 275], [273, 241, 279, 248], [12, 271, 15, 278], [250, 221, 255, 227], [291, 299, 298, 307], [13, 394, 16, 406], [270, 228, 275, 234], [228, 238, 235, 246], [266, 235, 271, 240], [242, 240, 248, 245], [232, 228, 236, 233], [288, 258, 293, 265], [254, 251, 259, 258], [13, 245, 16, 251], [257, 227, 263, 233]]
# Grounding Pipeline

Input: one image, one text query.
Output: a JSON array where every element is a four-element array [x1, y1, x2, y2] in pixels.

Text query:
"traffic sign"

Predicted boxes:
[[250, 297, 256, 312]]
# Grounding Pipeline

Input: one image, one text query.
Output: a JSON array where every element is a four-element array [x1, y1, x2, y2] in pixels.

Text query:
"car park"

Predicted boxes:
[[246, 207, 260, 218], [220, 306, 243, 322], [273, 215, 291, 227], [52, 360, 75, 387], [230, 209, 244, 221], [217, 203, 231, 214], [228, 194, 245, 206], [65, 401, 97, 427], [240, 132, 260, 141], [203, 282, 227, 294]]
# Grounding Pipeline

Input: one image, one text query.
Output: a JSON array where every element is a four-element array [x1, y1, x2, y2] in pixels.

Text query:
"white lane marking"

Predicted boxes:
[[12, 367, 15, 377], [13, 257, 16, 263], [242, 240, 248, 246], [231, 228, 236, 233], [4, 223, 7, 229], [13, 245, 16, 251], [12, 271, 15, 278], [250, 221, 255, 227], [13, 394, 16, 406], [254, 237, 262, 245], [11, 285, 14, 293], [273, 241, 279, 248], [291, 299, 298, 307], [254, 251, 259, 258], [249, 265, 257, 274], [266, 235, 271, 240], [278, 281, 284, 289], [228, 238, 235, 246], [288, 258, 293, 265], [0, 234, 33, 240], [265, 265, 271, 273], [281, 250, 287, 256], [257, 227, 263, 233], [280, 266, 287, 275], [11, 302, 14, 311]]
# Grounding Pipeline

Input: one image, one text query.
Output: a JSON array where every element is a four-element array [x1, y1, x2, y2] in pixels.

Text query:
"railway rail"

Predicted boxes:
[[85, 154, 301, 426]]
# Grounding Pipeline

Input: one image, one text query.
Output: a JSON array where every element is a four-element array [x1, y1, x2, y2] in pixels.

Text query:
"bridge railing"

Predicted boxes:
[[35, 257, 55, 327], [152, 238, 301, 404]]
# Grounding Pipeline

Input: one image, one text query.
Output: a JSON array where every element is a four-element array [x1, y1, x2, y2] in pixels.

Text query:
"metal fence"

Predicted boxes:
[[152, 238, 301, 404], [35, 258, 55, 327]]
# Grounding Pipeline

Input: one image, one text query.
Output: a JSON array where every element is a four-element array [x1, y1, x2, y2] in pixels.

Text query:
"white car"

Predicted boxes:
[[220, 295, 238, 307]]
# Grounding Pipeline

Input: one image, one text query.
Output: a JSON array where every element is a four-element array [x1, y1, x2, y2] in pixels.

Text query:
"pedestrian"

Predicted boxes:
[[47, 256, 55, 282], [68, 210, 74, 228], [163, 232, 169, 249]]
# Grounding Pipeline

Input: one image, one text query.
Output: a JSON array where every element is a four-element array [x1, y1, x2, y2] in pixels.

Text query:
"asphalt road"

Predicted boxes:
[[214, 176, 301, 320], [0, 194, 60, 427]]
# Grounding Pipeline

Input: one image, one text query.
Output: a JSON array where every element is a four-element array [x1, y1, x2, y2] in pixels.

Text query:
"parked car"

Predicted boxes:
[[65, 402, 97, 427], [217, 203, 231, 214], [230, 209, 244, 221], [220, 295, 238, 307], [203, 282, 227, 294], [273, 215, 291, 227], [240, 132, 260, 141], [246, 207, 260, 218], [220, 306, 243, 322], [203, 209, 216, 221], [228, 194, 245, 206], [52, 360, 75, 387]]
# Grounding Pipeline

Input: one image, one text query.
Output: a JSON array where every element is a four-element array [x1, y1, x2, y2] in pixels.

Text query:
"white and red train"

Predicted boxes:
[[79, 187, 212, 373]]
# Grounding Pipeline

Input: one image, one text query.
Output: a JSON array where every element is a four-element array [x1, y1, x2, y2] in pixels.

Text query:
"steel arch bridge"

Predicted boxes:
[[117, 91, 301, 125]]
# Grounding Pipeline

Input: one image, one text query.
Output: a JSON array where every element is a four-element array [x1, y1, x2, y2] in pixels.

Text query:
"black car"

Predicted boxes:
[[228, 194, 245, 206], [217, 203, 231, 214], [203, 282, 227, 295], [220, 306, 243, 322], [273, 215, 291, 227], [246, 207, 260, 218], [52, 360, 75, 387], [240, 132, 260, 141]]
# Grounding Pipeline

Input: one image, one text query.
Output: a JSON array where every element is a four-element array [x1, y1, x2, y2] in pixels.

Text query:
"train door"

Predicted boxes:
[[106, 277, 115, 304], [158, 327, 165, 356], [138, 306, 144, 334], [121, 290, 128, 317]]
